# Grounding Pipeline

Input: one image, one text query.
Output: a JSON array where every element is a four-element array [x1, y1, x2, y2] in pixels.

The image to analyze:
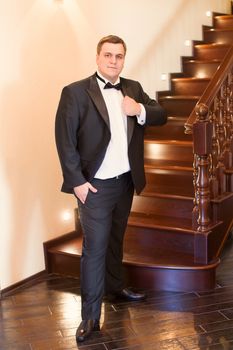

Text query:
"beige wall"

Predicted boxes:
[[0, 0, 231, 290]]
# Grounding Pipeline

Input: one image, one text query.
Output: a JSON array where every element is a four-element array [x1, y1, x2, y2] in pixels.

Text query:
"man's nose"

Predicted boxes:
[[110, 56, 117, 64]]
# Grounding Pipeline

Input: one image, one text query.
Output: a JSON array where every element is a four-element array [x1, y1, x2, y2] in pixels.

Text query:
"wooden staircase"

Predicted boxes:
[[44, 11, 233, 292]]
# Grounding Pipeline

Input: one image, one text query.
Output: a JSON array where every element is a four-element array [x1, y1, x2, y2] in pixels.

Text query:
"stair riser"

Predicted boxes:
[[214, 17, 233, 29], [144, 172, 194, 197], [204, 31, 233, 45], [182, 61, 220, 78], [46, 252, 81, 278], [194, 46, 229, 60], [172, 80, 209, 95], [144, 142, 193, 163], [124, 225, 194, 256], [159, 98, 198, 116], [145, 122, 192, 141], [124, 264, 217, 292], [132, 195, 193, 218]]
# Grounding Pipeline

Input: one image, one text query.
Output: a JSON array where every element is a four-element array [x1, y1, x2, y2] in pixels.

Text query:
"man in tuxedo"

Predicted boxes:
[[55, 35, 167, 342]]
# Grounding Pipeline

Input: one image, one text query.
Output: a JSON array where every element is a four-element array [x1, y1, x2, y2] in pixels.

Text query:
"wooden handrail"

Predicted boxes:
[[185, 45, 233, 134]]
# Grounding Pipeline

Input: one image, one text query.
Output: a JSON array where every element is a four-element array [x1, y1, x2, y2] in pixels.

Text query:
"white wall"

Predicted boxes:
[[0, 0, 231, 290]]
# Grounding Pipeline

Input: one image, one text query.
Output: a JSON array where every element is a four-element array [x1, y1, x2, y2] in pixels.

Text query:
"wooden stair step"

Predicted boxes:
[[214, 15, 233, 29], [128, 211, 193, 232], [194, 43, 230, 60], [131, 194, 193, 218], [145, 116, 192, 141], [171, 77, 210, 95], [159, 95, 199, 115], [144, 139, 193, 163], [145, 162, 193, 172], [125, 212, 195, 260], [144, 158, 193, 170], [204, 28, 233, 44], [182, 58, 221, 78], [144, 169, 194, 197], [48, 236, 82, 256]]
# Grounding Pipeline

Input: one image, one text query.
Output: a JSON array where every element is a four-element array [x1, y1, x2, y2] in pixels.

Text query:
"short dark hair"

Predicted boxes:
[[97, 35, 127, 55]]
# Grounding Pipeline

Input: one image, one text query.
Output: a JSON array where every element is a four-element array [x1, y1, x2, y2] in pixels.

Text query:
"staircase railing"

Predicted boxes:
[[185, 46, 233, 232]]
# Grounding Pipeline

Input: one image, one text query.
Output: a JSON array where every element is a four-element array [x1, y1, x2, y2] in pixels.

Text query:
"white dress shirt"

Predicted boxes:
[[94, 71, 146, 179]]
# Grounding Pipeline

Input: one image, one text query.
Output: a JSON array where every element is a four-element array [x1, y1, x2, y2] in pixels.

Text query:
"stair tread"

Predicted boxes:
[[215, 15, 233, 19], [144, 138, 192, 145], [141, 190, 193, 199], [167, 115, 188, 120], [195, 43, 231, 48], [172, 77, 210, 82], [159, 95, 200, 100], [123, 251, 219, 269], [128, 212, 193, 232], [146, 115, 188, 122], [205, 28, 233, 32], [184, 58, 221, 63], [49, 236, 83, 256], [144, 158, 193, 170]]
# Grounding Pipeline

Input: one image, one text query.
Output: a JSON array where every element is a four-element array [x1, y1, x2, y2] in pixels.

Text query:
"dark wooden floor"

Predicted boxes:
[[1, 236, 233, 350]]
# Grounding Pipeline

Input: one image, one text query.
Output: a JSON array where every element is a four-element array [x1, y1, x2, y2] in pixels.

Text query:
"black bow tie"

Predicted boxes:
[[104, 82, 122, 90], [95, 72, 122, 90]]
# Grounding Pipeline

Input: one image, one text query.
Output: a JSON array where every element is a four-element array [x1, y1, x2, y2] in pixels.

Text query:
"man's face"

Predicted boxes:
[[96, 42, 125, 83]]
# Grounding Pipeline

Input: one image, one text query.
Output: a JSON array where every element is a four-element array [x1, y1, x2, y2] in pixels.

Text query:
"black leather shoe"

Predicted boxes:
[[115, 288, 146, 301], [76, 319, 100, 342]]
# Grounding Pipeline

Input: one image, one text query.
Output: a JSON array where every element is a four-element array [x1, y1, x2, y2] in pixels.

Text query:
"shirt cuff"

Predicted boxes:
[[136, 104, 146, 125]]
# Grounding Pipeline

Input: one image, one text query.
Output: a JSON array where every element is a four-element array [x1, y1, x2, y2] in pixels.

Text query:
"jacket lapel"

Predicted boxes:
[[86, 75, 110, 128], [121, 80, 135, 145]]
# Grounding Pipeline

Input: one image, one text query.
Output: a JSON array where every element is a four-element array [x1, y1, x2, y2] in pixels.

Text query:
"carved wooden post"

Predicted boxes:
[[193, 103, 213, 232], [223, 74, 233, 168], [209, 109, 219, 198], [192, 154, 199, 230], [228, 69, 233, 158], [215, 87, 227, 194]]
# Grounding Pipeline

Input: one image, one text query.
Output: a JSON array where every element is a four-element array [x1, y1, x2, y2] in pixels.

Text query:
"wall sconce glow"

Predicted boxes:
[[161, 73, 167, 81], [184, 40, 191, 47], [62, 210, 72, 221], [206, 10, 212, 17], [196, 70, 206, 78]]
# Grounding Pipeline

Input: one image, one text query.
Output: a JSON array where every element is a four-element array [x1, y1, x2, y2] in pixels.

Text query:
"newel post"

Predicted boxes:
[[193, 103, 213, 232]]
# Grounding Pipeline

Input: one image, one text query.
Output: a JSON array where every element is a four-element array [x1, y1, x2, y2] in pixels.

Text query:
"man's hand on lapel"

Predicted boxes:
[[73, 182, 97, 204], [122, 96, 141, 116]]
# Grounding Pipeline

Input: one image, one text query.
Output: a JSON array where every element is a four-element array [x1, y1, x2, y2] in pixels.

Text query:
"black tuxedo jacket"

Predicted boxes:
[[55, 73, 167, 194]]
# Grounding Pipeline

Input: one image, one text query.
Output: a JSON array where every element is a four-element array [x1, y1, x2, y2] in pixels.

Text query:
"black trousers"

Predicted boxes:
[[77, 172, 134, 320]]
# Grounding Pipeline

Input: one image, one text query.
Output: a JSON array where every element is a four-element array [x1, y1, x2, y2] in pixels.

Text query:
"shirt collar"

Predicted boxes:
[[96, 70, 120, 87]]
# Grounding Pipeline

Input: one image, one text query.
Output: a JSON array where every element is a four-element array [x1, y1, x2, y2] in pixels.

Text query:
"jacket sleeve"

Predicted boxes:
[[55, 86, 87, 190], [139, 83, 167, 126]]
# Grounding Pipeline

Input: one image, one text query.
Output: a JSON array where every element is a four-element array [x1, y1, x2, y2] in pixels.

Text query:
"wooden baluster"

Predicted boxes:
[[229, 69, 233, 155], [192, 154, 199, 230], [209, 109, 219, 198], [228, 69, 233, 192], [193, 103, 212, 232], [196, 155, 211, 232], [224, 73, 233, 168], [216, 87, 227, 194]]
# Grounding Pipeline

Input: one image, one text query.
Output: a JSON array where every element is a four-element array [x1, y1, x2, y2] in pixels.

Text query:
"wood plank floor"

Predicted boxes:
[[1, 237, 233, 350]]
